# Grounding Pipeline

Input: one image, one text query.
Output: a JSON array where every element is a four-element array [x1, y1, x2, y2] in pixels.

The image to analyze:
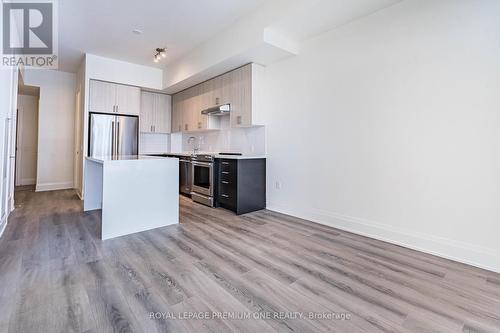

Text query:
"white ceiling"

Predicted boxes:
[[58, 0, 267, 72]]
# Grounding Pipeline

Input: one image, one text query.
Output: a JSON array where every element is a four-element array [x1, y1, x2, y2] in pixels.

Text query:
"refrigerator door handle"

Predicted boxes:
[[111, 120, 116, 156], [116, 120, 120, 155]]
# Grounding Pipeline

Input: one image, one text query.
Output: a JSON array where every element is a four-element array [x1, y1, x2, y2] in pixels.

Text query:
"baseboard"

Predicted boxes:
[[266, 202, 500, 274], [36, 181, 74, 192]]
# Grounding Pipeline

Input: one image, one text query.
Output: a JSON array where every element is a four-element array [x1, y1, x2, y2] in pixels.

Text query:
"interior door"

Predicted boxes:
[[89, 113, 114, 157], [116, 115, 138, 156]]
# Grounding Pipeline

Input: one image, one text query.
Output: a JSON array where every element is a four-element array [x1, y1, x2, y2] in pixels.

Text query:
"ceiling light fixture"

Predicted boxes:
[[154, 48, 166, 62]]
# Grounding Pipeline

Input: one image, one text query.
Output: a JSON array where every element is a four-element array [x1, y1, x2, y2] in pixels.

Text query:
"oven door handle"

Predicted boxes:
[[192, 161, 213, 167]]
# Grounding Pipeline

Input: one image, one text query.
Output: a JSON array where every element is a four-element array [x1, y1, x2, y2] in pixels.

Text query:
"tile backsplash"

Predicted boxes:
[[179, 126, 266, 155], [139, 133, 170, 154], [140, 121, 266, 156]]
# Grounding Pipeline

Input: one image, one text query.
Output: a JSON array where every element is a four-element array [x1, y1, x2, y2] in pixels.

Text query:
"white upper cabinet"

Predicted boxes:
[[171, 90, 184, 133], [229, 63, 265, 128], [140, 91, 171, 133], [171, 63, 265, 133], [229, 64, 251, 127], [89, 80, 140, 116], [140, 92, 155, 132], [89, 80, 115, 113], [155, 94, 172, 133], [115, 84, 140, 115]]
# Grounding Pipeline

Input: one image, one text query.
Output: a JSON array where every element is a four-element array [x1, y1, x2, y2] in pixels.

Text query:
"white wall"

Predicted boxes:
[[86, 54, 163, 90], [16, 94, 39, 186], [264, 0, 500, 272], [161, 0, 302, 94], [23, 69, 76, 191]]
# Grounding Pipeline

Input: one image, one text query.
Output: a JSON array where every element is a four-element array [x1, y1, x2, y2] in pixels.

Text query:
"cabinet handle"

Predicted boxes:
[[221, 194, 229, 198], [197, 122, 201, 129], [221, 181, 229, 184], [215, 97, 220, 105], [221, 162, 229, 165], [237, 116, 242, 125], [185, 124, 188, 131], [221, 171, 229, 174]]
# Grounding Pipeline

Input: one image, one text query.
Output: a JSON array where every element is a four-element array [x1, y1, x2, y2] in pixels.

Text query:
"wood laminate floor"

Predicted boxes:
[[1, 188, 500, 332]]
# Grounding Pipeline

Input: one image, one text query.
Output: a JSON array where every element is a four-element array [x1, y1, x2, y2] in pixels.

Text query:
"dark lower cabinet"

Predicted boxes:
[[216, 158, 266, 215]]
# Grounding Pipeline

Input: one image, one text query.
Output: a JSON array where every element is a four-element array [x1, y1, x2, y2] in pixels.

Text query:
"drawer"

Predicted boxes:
[[219, 178, 233, 186], [218, 193, 236, 208], [219, 170, 236, 183], [219, 182, 235, 195], [218, 183, 236, 205], [219, 159, 237, 173]]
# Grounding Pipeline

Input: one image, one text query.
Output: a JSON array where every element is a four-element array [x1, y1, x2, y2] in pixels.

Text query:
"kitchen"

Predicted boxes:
[[1, 1, 500, 332], [82, 62, 267, 239]]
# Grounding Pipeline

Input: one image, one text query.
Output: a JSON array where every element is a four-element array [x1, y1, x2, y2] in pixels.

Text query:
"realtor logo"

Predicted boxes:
[[2, 0, 58, 68]]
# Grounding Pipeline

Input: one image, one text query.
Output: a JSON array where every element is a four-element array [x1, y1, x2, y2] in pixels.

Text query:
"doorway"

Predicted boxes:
[[15, 84, 39, 193]]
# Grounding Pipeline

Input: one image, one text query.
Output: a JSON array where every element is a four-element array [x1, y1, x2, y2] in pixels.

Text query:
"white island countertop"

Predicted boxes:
[[147, 152, 267, 160], [84, 155, 179, 240], [86, 155, 174, 164]]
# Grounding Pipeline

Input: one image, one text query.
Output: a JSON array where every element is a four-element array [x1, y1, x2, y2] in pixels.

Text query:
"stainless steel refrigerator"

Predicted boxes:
[[88, 113, 138, 158]]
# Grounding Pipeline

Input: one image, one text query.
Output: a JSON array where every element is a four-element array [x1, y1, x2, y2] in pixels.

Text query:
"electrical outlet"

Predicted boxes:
[[275, 181, 282, 190]]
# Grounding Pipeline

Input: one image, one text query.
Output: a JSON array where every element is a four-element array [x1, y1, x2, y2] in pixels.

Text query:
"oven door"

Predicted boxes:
[[191, 161, 213, 197]]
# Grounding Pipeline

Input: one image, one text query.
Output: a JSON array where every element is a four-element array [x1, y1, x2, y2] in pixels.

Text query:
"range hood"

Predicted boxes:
[[201, 104, 230, 116]]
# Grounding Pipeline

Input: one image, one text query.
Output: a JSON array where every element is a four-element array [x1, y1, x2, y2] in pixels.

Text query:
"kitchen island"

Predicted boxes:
[[84, 155, 179, 240]]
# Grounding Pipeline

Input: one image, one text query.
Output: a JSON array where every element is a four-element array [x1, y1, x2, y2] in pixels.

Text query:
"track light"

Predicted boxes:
[[153, 48, 166, 62]]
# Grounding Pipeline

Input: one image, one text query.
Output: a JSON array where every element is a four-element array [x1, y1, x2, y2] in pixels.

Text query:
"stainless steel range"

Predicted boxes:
[[191, 154, 215, 207]]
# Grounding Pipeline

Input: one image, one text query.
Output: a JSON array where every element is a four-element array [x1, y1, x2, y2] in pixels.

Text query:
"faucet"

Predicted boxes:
[[187, 136, 199, 156]]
